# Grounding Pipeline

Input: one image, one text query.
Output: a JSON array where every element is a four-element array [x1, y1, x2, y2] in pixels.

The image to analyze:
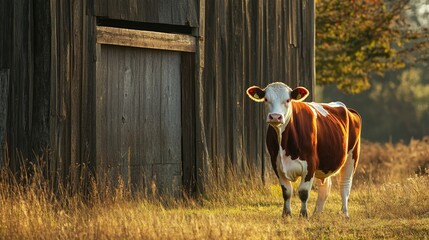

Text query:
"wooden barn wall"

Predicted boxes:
[[49, 0, 96, 191], [93, 0, 199, 27], [0, 0, 96, 192], [0, 0, 51, 173], [199, 0, 315, 181], [1, 0, 314, 194]]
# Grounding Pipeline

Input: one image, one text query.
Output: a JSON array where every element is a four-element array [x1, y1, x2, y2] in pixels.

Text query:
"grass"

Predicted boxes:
[[1, 139, 429, 239]]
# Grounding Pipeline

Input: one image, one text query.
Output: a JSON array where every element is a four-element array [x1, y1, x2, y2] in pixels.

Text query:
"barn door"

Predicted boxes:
[[95, 27, 196, 196]]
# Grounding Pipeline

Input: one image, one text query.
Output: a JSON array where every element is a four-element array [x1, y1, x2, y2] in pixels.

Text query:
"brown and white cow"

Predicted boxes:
[[246, 82, 361, 218]]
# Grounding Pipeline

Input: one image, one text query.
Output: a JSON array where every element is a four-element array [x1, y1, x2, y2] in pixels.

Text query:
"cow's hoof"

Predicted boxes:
[[282, 212, 292, 218], [300, 210, 308, 218]]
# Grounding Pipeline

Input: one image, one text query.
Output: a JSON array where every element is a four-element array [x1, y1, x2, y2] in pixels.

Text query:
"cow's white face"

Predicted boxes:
[[246, 82, 309, 128]]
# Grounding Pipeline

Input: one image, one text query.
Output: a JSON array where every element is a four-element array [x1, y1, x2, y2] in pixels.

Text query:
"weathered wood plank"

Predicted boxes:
[[137, 49, 147, 170], [80, 5, 96, 189], [127, 0, 138, 21], [0, 70, 9, 166], [96, 26, 197, 53], [160, 52, 182, 165], [152, 163, 181, 196], [70, 0, 83, 192], [104, 45, 121, 185], [158, 0, 173, 25], [254, 0, 264, 180], [137, 0, 159, 24], [181, 53, 196, 193], [55, 0, 72, 186], [194, 0, 207, 192], [186, 0, 199, 27], [232, 0, 244, 170], [171, 0, 185, 25], [120, 46, 133, 185], [143, 50, 161, 166], [305, 0, 316, 101], [31, 0, 51, 175], [0, 1, 12, 69], [128, 48, 139, 169], [49, 0, 59, 186], [242, 0, 251, 169], [107, 0, 120, 20], [95, 44, 106, 188], [7, 0, 32, 173], [160, 52, 182, 193], [93, 0, 107, 17], [205, 0, 214, 176], [1, 0, 50, 177], [216, 0, 227, 175], [131, 164, 153, 194], [115, 46, 125, 184], [93, 0, 198, 26]]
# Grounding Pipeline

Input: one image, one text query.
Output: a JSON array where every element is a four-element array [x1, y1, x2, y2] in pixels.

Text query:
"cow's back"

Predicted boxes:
[[308, 102, 355, 179]]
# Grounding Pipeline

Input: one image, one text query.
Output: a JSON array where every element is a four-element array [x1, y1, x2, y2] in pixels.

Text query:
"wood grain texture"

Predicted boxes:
[[194, 0, 210, 192], [201, 0, 315, 181], [0, 70, 9, 166], [94, 0, 198, 27], [0, 0, 52, 174], [96, 26, 196, 52], [97, 45, 182, 195], [181, 53, 196, 193], [48, 0, 96, 191], [1, 0, 315, 195], [95, 44, 106, 189]]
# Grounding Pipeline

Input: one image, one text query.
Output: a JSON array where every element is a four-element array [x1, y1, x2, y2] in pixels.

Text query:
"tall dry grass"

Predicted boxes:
[[356, 137, 429, 184], [1, 138, 429, 239]]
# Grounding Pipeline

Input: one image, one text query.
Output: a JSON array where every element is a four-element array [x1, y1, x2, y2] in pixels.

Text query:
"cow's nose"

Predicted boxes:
[[268, 113, 283, 122]]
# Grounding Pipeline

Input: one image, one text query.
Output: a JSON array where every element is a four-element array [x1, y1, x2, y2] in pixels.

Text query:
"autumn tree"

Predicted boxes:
[[316, 0, 429, 93]]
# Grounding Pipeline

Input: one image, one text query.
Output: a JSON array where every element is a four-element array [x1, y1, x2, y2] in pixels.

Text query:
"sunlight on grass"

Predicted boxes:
[[1, 141, 429, 239]]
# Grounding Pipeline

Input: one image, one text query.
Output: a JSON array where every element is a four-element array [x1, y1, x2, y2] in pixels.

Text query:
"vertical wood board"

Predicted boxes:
[[0, 70, 10, 166], [97, 45, 182, 195], [93, 0, 198, 27]]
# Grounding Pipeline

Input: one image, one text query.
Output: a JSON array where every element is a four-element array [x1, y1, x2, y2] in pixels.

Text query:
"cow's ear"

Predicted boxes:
[[290, 87, 309, 102], [246, 86, 265, 102]]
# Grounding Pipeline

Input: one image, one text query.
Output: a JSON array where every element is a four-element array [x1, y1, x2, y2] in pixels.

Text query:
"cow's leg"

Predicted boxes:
[[297, 176, 314, 218], [313, 177, 332, 215], [339, 151, 356, 219], [279, 177, 293, 217]]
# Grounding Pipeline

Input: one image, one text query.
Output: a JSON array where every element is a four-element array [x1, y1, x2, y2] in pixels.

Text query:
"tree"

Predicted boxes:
[[318, 65, 429, 142], [316, 0, 429, 93]]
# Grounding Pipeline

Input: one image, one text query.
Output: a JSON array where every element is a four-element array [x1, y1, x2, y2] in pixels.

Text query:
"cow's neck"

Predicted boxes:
[[273, 114, 300, 159], [272, 124, 286, 146], [271, 108, 292, 143]]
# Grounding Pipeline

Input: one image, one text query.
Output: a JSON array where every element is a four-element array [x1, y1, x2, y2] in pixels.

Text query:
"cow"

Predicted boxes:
[[246, 82, 361, 218]]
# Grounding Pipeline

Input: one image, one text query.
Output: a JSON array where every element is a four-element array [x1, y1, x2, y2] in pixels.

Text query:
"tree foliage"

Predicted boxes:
[[318, 65, 429, 142], [316, 0, 429, 93]]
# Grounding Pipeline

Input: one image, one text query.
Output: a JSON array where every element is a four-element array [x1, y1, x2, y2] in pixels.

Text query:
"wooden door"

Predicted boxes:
[[96, 45, 182, 196]]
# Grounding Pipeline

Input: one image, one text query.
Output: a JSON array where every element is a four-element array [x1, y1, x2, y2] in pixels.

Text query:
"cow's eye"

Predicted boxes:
[[286, 99, 291, 103]]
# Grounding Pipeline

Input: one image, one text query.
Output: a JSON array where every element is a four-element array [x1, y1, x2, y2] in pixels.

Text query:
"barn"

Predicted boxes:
[[0, 0, 315, 196]]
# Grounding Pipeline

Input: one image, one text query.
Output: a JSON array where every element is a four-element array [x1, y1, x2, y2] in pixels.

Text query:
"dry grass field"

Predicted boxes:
[[1, 139, 429, 239]]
